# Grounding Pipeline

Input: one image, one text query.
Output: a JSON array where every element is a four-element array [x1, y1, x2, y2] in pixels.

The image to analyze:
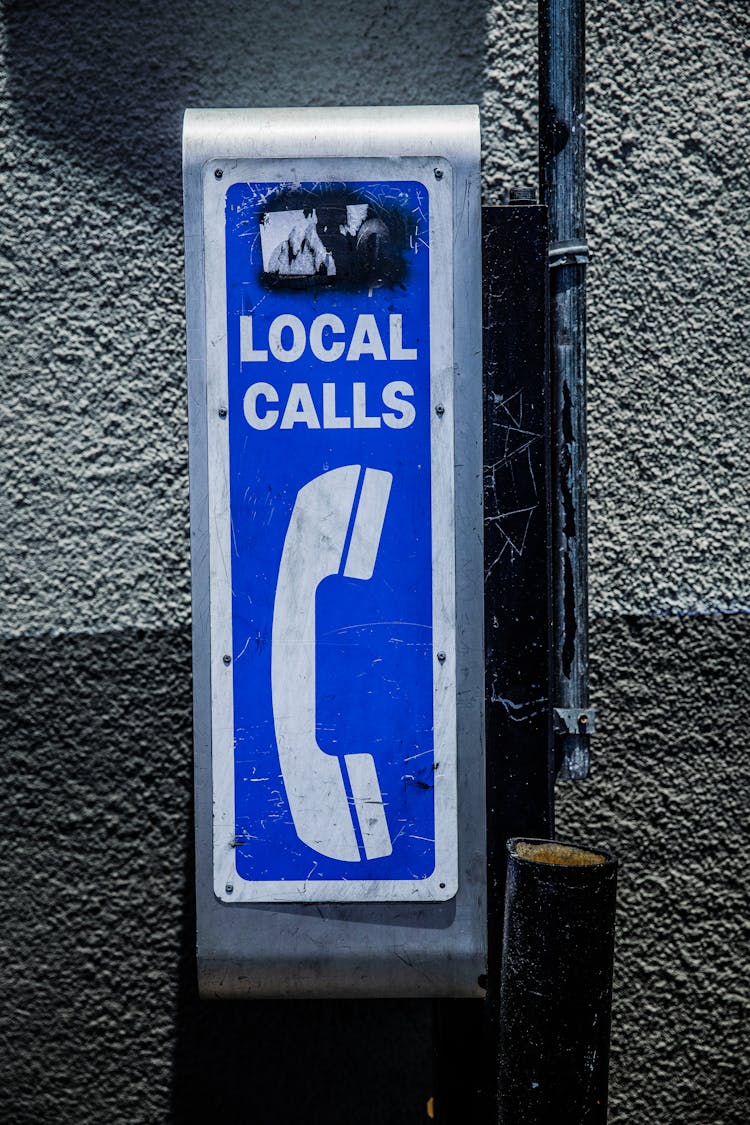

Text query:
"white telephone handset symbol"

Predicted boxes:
[[271, 465, 394, 862]]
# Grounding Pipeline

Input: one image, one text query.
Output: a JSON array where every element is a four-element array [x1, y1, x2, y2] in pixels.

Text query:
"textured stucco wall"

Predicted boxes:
[[1, 0, 747, 1121], [552, 5, 749, 1120]]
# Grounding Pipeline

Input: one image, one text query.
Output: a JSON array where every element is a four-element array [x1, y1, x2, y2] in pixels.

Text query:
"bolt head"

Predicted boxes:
[[435, 403, 445, 415], [437, 651, 446, 663], [223, 654, 232, 665], [225, 883, 234, 894], [434, 168, 444, 180], [214, 168, 223, 179]]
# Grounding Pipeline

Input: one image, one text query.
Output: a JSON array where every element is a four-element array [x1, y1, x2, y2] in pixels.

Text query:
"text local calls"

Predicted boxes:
[[240, 312, 419, 431]]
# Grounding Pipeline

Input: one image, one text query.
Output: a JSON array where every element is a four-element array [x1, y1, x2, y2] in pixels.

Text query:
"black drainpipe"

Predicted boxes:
[[539, 0, 594, 779]]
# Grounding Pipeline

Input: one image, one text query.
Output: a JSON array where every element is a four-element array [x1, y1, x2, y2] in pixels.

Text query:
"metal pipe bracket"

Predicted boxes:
[[548, 238, 589, 268], [553, 706, 596, 736]]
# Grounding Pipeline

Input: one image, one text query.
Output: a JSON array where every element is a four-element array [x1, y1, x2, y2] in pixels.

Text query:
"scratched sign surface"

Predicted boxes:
[[216, 179, 454, 901]]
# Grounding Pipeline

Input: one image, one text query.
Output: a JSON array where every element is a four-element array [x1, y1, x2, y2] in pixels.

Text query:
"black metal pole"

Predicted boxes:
[[497, 839, 617, 1123], [539, 0, 593, 778]]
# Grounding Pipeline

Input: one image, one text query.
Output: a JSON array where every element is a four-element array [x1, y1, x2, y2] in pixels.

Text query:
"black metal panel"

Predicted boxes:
[[434, 206, 553, 1124], [482, 203, 554, 974]]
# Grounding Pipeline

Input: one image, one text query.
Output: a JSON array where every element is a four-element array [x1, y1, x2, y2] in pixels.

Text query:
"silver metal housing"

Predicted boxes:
[[183, 106, 485, 997]]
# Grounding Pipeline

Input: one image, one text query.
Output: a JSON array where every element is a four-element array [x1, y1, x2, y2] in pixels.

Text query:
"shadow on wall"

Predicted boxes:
[[4, 0, 487, 211], [1, 3, 488, 1121], [0, 625, 434, 1124], [557, 612, 750, 1125]]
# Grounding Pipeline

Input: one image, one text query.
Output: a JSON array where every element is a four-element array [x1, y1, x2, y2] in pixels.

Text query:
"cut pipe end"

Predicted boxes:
[[511, 838, 608, 867]]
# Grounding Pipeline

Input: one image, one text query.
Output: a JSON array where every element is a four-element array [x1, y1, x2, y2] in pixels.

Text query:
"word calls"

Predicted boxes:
[[239, 313, 421, 431]]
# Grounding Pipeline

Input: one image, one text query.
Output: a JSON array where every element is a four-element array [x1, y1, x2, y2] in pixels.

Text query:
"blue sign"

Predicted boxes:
[[221, 179, 446, 893]]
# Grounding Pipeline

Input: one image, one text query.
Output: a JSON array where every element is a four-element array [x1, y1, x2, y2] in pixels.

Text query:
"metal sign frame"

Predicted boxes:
[[184, 107, 484, 997]]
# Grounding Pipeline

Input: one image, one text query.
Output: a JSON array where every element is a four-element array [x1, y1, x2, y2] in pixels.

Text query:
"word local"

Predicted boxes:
[[240, 313, 419, 364], [240, 312, 421, 430]]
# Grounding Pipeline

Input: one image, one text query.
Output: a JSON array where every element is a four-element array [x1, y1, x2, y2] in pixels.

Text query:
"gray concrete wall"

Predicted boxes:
[[1, 1, 747, 1121]]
